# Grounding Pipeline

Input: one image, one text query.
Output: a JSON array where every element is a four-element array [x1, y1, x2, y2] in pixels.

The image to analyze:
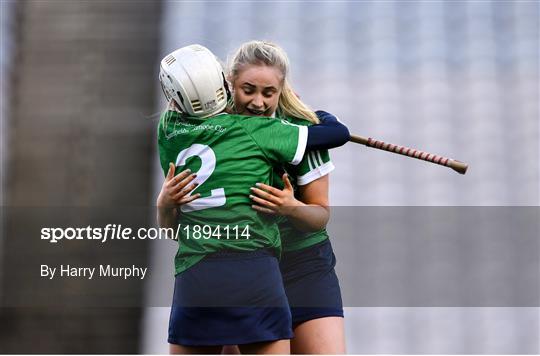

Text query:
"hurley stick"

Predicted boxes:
[[349, 134, 469, 175]]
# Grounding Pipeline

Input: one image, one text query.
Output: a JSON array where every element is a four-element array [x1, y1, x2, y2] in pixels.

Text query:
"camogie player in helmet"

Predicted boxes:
[[156, 44, 348, 354]]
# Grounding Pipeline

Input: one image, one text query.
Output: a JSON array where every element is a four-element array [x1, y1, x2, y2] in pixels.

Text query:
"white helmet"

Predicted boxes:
[[159, 44, 228, 118]]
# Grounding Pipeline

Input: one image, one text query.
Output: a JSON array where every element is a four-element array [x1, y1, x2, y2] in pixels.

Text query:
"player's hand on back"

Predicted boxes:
[[157, 163, 201, 208], [250, 173, 300, 216]]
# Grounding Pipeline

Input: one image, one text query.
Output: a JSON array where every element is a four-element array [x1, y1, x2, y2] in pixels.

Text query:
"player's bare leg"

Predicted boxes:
[[169, 343, 223, 354], [291, 317, 345, 354], [238, 339, 290, 354], [221, 345, 241, 354]]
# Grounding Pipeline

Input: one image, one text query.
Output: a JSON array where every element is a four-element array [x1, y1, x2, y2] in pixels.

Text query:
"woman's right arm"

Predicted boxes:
[[156, 163, 200, 229]]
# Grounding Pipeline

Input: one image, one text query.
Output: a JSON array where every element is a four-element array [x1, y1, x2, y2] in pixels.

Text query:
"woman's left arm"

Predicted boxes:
[[250, 173, 330, 232]]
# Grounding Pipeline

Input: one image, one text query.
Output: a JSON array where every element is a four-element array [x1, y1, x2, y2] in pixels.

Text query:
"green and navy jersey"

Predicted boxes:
[[273, 116, 335, 252], [158, 111, 308, 275]]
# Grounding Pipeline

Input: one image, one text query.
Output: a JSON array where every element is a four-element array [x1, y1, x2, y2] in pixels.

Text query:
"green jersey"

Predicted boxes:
[[158, 111, 308, 274], [273, 117, 335, 252]]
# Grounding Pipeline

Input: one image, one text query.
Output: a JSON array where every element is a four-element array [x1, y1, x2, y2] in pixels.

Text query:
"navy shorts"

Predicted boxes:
[[280, 239, 344, 326], [168, 249, 293, 346]]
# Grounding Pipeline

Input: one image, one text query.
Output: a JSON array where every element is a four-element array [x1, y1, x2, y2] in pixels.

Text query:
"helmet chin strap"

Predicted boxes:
[[169, 100, 181, 112], [222, 73, 232, 101]]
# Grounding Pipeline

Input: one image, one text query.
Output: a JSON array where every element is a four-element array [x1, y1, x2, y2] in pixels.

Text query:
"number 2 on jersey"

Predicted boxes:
[[175, 144, 226, 212]]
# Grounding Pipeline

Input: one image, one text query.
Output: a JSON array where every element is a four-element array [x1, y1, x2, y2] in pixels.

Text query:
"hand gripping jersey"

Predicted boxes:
[[272, 116, 335, 252], [158, 111, 308, 274]]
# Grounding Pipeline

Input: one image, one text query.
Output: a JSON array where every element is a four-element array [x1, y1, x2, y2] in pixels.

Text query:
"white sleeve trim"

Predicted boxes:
[[291, 126, 308, 165], [297, 161, 335, 185]]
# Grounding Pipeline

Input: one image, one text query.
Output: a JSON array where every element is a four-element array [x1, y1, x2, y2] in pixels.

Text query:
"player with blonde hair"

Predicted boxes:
[[226, 40, 346, 354]]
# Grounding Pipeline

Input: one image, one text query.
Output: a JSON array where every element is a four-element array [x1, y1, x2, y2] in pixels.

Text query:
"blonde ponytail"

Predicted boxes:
[[278, 81, 319, 124]]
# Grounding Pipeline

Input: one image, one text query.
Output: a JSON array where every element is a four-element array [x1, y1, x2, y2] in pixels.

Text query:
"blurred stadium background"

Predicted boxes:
[[0, 0, 538, 353]]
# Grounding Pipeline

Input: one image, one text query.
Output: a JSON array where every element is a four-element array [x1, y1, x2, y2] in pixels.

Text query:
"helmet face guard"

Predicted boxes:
[[159, 45, 228, 118]]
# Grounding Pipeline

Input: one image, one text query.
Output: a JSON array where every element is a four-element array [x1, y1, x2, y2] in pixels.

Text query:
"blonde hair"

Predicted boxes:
[[228, 40, 319, 124]]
